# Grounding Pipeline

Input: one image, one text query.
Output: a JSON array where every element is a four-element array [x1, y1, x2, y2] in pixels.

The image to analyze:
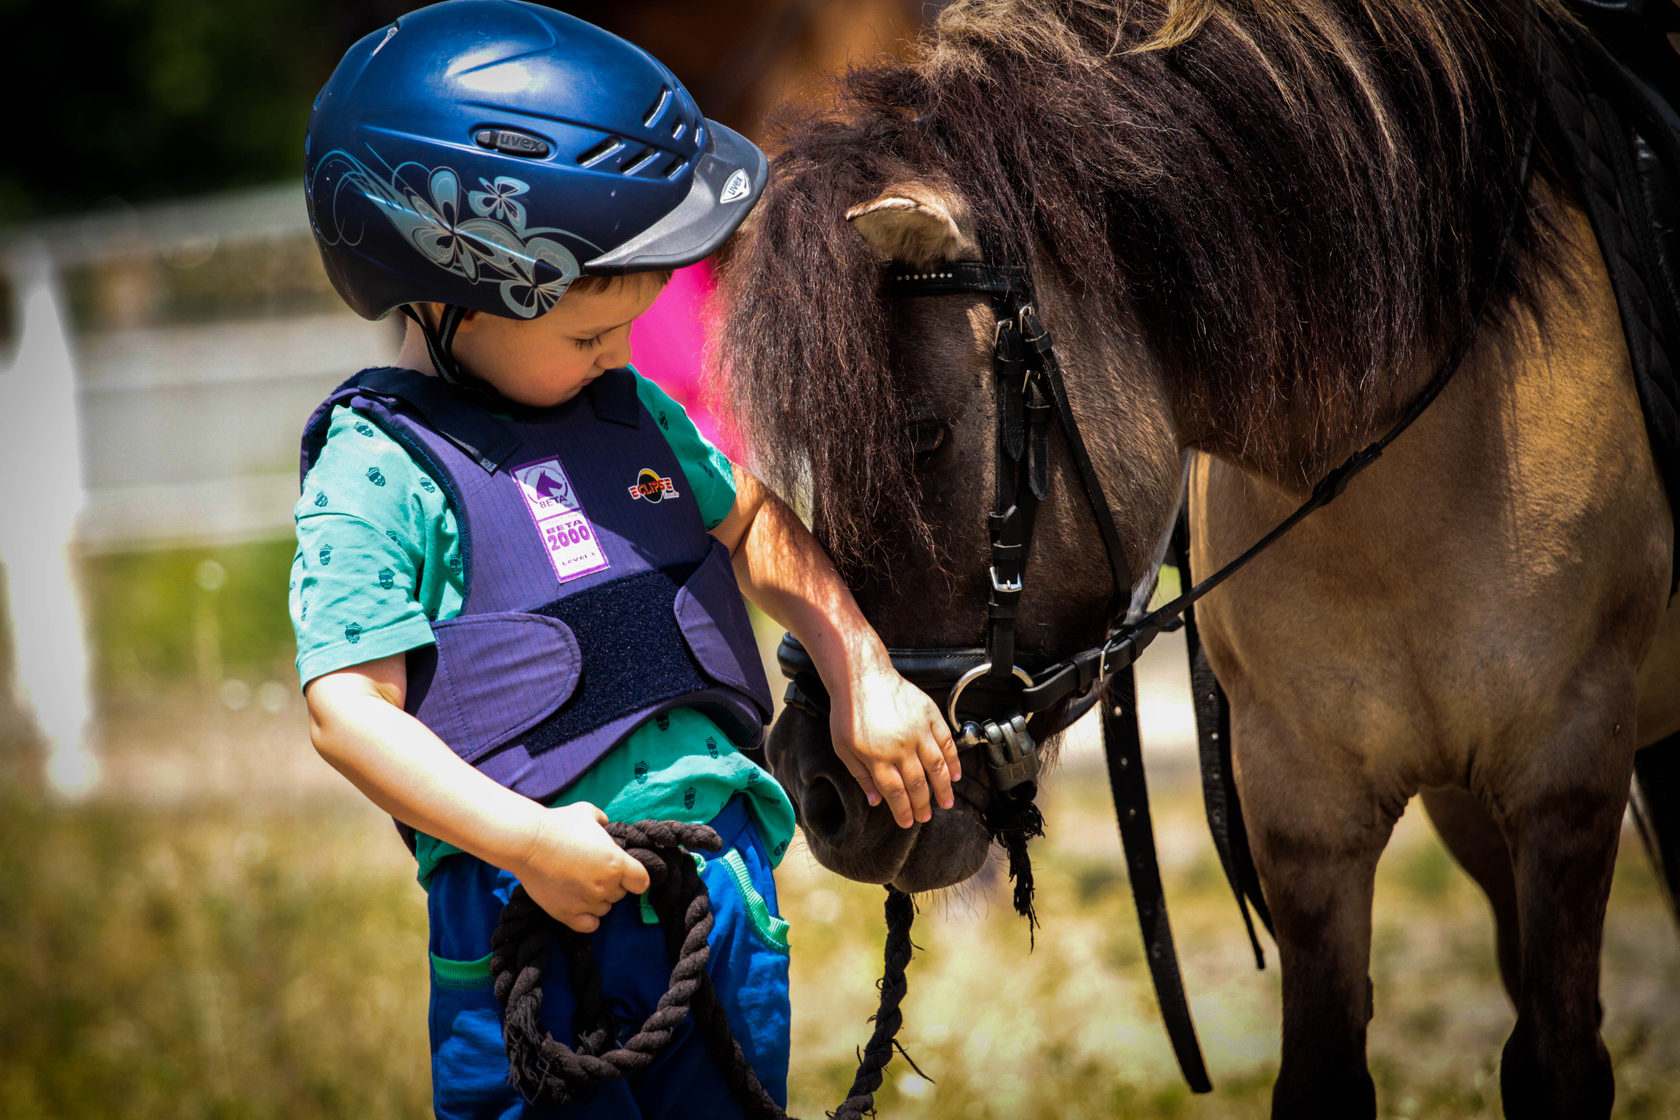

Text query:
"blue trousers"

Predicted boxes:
[[426, 797, 791, 1119]]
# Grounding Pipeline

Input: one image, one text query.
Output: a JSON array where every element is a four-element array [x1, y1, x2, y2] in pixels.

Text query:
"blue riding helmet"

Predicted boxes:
[[305, 0, 767, 322]]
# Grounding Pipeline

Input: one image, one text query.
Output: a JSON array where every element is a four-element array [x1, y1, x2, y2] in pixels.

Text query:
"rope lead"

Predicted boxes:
[[489, 820, 918, 1118]]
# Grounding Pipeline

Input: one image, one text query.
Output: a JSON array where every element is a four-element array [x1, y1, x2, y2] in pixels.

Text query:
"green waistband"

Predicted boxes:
[[430, 949, 495, 989]]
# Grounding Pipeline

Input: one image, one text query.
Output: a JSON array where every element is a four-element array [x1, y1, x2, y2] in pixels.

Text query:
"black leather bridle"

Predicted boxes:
[[780, 260, 1139, 793], [768, 44, 1538, 1092]]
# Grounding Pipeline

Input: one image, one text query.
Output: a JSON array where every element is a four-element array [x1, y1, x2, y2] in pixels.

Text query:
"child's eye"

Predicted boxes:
[[572, 333, 605, 351]]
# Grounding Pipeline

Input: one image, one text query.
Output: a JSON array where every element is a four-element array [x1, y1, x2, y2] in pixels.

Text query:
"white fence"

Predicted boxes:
[[0, 185, 391, 794], [4, 184, 394, 553]]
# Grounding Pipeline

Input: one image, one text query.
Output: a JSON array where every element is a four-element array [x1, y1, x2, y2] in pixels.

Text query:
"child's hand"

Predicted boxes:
[[830, 667, 961, 829], [510, 802, 651, 932]]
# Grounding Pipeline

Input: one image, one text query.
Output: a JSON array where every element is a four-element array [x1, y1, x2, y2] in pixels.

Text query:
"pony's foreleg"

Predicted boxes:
[[1419, 785, 1521, 1004], [1238, 727, 1398, 1120], [1492, 699, 1634, 1120]]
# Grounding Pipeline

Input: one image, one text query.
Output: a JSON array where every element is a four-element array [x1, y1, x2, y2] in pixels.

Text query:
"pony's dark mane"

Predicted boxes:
[[719, 0, 1571, 568]]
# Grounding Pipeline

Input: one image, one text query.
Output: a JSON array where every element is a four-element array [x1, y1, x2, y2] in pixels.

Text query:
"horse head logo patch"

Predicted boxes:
[[628, 468, 678, 503]]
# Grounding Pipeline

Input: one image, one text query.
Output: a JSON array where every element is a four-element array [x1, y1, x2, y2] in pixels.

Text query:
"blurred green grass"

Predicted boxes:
[[82, 540, 299, 702], [3, 733, 1677, 1119], [0, 781, 430, 1119]]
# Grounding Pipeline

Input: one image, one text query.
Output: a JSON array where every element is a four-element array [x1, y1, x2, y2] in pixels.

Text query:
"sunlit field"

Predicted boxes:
[[2, 542, 1677, 1118]]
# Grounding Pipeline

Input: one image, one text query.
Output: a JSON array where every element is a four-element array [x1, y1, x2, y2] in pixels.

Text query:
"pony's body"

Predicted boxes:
[[1194, 198, 1674, 1112], [719, 1, 1679, 1115]]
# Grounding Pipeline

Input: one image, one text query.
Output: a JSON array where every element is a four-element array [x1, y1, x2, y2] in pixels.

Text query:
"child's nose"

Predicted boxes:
[[598, 326, 634, 370]]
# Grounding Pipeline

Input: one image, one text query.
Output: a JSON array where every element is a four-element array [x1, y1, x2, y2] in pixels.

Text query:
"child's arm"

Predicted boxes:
[[711, 469, 961, 829], [305, 653, 651, 930]]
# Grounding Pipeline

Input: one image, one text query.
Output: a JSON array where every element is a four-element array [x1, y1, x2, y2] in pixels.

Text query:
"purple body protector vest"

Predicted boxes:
[[299, 366, 774, 810]]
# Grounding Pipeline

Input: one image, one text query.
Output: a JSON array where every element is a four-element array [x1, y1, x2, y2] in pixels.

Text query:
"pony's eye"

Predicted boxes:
[[908, 418, 946, 461]]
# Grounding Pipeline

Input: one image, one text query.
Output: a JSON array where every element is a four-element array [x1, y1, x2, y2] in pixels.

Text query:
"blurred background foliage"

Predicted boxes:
[[1, 0, 934, 223], [0, 0, 411, 222]]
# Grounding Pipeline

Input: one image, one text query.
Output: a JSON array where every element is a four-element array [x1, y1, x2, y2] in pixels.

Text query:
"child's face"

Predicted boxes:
[[454, 272, 668, 408]]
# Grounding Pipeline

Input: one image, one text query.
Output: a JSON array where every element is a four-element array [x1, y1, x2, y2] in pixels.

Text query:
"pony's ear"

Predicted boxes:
[[845, 184, 980, 267]]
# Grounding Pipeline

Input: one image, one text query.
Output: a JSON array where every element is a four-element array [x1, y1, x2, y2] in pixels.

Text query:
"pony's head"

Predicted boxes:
[[730, 167, 1187, 888]]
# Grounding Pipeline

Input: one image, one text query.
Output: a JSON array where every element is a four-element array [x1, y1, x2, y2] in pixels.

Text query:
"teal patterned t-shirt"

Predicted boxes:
[[289, 370, 794, 885]]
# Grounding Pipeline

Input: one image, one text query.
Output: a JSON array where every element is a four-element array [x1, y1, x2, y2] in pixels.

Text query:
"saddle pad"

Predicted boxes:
[[1549, 17, 1680, 594]]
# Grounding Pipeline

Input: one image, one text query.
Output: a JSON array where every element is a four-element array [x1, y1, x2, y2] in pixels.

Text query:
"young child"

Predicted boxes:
[[291, 3, 959, 1117]]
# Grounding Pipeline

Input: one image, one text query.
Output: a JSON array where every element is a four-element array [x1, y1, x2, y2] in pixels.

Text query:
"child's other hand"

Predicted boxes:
[[511, 802, 651, 932], [830, 668, 961, 829]]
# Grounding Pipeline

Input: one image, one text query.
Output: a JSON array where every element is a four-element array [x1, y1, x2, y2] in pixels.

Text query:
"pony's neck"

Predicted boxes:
[[1170, 346, 1447, 494]]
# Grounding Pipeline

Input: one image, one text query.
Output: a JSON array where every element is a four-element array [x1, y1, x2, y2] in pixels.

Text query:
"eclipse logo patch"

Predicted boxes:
[[628, 468, 678, 503], [513, 456, 609, 583]]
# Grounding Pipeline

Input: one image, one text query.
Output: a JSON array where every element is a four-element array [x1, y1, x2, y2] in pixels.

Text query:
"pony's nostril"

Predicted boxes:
[[802, 775, 848, 839]]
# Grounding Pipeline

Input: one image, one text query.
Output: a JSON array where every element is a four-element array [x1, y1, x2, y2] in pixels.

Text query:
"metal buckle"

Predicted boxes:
[[1018, 304, 1045, 339], [1095, 628, 1151, 690], [981, 714, 1039, 792], [1097, 635, 1132, 683], [989, 565, 1023, 594]]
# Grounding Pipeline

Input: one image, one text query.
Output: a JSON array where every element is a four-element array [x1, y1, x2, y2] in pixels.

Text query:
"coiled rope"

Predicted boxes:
[[489, 819, 918, 1118]]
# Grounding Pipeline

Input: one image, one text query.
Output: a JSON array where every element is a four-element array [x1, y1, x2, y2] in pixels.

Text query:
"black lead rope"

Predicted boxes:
[[490, 820, 918, 1119]]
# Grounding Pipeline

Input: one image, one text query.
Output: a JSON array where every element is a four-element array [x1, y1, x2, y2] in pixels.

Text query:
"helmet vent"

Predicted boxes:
[[670, 121, 686, 141], [576, 137, 623, 168], [643, 86, 672, 128], [660, 154, 687, 180], [622, 146, 663, 176]]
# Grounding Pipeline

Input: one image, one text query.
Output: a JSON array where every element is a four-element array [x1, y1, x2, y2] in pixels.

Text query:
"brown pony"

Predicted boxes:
[[719, 1, 1679, 1117]]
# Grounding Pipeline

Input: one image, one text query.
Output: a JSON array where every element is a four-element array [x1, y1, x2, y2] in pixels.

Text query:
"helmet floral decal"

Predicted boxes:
[[310, 148, 598, 318]]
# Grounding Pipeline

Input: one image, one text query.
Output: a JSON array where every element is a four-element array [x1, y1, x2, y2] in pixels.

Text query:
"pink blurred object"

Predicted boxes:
[[628, 259, 740, 459]]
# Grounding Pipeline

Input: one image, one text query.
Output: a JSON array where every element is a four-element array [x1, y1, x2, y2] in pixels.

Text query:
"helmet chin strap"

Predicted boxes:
[[402, 304, 521, 411], [403, 303, 469, 387]]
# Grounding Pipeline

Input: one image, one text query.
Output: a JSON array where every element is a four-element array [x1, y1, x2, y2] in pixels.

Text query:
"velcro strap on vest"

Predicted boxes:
[[519, 568, 707, 755]]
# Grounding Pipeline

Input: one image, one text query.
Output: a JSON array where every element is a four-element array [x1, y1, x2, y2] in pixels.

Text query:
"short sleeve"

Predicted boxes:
[[631, 372, 738, 530], [290, 406, 462, 687]]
